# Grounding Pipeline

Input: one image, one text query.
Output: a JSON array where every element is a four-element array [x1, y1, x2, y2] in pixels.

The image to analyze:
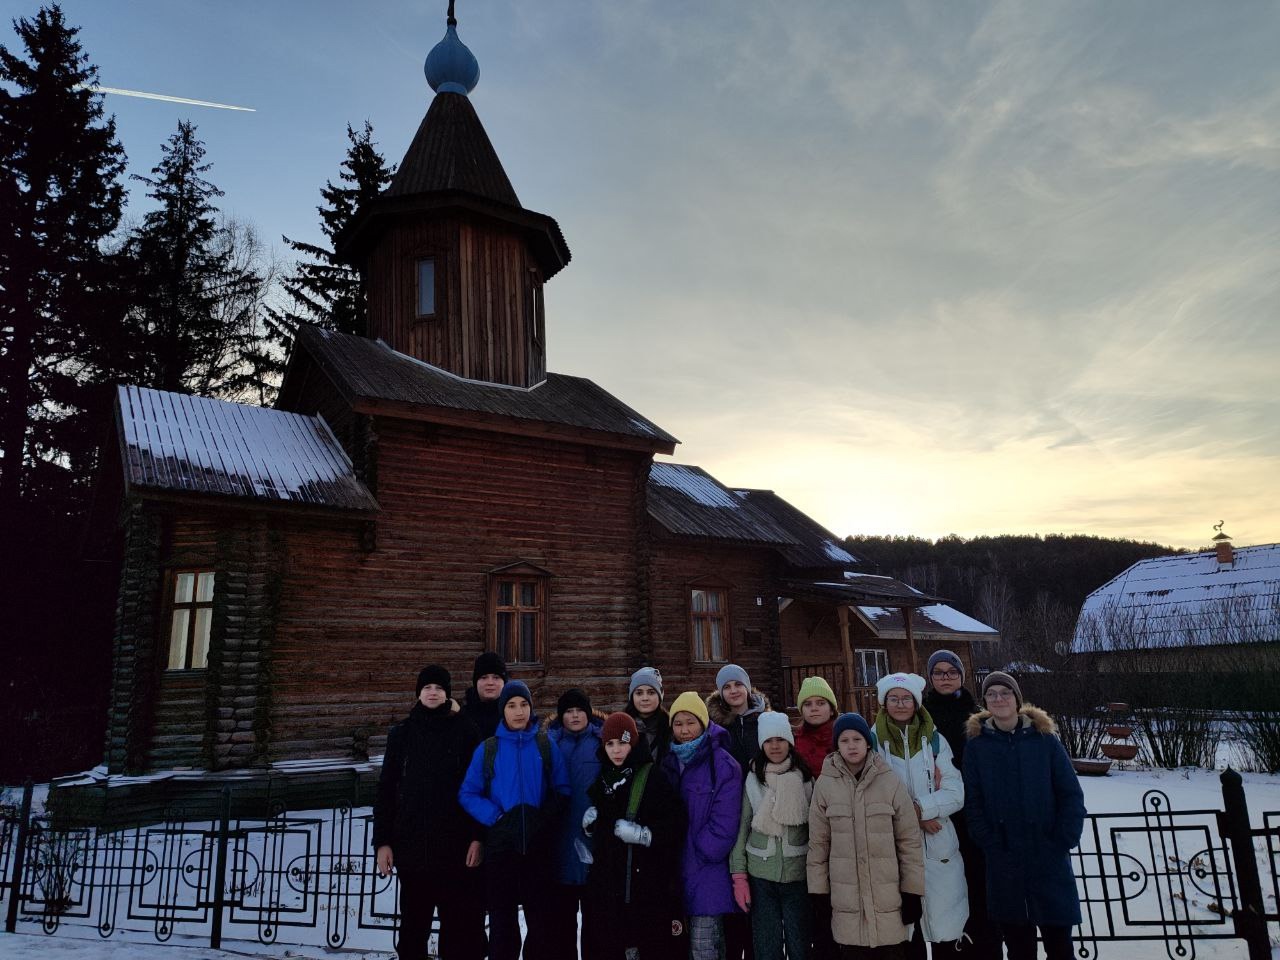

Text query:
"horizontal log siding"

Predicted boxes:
[[268, 420, 648, 760], [149, 672, 205, 769], [137, 514, 221, 770], [105, 504, 164, 773], [648, 536, 783, 706], [365, 216, 545, 387]]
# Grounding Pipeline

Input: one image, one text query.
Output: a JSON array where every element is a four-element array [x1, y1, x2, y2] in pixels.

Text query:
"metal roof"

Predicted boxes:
[[856, 603, 1000, 641], [116, 385, 378, 512], [782, 574, 947, 609], [733, 488, 860, 569], [293, 324, 677, 451], [1072, 543, 1280, 652], [647, 463, 799, 545]]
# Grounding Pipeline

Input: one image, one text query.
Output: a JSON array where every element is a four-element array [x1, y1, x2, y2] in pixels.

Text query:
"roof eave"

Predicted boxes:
[[351, 395, 676, 454], [126, 485, 380, 519], [336, 191, 571, 280]]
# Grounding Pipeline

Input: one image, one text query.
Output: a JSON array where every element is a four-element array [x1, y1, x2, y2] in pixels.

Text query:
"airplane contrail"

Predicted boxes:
[[80, 84, 255, 112]]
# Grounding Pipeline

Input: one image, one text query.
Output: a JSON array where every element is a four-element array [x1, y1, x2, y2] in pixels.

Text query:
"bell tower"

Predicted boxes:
[[338, 5, 570, 387]]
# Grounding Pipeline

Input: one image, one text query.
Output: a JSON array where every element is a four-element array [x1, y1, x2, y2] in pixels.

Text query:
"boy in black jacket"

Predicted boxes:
[[374, 665, 483, 959]]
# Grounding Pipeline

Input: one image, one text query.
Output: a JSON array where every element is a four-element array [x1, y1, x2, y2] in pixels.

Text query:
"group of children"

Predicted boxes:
[[373, 651, 1085, 960]]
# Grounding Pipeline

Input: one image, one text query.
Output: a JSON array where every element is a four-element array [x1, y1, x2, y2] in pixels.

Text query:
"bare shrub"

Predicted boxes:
[[1025, 672, 1107, 759], [1231, 713, 1280, 773], [1135, 706, 1221, 770]]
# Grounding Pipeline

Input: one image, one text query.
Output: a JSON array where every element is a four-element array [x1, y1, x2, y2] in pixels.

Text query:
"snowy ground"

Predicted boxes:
[[1, 767, 1278, 959]]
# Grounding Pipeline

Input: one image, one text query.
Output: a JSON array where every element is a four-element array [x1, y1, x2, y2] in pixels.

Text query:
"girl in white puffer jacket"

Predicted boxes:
[[870, 672, 969, 957]]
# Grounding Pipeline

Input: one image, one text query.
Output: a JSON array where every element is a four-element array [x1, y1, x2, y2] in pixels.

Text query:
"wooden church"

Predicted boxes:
[[92, 15, 996, 785]]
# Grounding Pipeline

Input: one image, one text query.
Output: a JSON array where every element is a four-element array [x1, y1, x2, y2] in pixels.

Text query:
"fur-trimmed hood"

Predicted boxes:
[[705, 688, 770, 727], [965, 703, 1056, 738]]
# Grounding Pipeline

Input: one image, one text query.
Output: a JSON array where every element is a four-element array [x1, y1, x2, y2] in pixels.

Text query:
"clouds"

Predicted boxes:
[[64, 0, 1279, 549]]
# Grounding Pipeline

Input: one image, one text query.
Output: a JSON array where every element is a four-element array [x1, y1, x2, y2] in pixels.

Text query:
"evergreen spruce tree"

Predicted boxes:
[[113, 121, 266, 397], [263, 121, 393, 352], [0, 4, 126, 514]]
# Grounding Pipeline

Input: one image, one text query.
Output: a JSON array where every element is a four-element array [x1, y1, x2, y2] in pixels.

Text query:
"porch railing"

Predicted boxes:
[[779, 661, 878, 718]]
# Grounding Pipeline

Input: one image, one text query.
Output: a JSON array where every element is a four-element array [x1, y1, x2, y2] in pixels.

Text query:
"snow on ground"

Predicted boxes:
[[0, 932, 392, 958], [2, 769, 1278, 959]]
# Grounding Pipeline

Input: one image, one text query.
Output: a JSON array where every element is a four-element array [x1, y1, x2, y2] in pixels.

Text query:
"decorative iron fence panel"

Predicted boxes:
[[1, 776, 1276, 956], [1, 786, 400, 953]]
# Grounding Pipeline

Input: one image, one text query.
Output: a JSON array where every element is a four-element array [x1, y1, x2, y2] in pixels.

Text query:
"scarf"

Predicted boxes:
[[671, 730, 706, 765], [751, 758, 809, 836], [873, 704, 937, 760]]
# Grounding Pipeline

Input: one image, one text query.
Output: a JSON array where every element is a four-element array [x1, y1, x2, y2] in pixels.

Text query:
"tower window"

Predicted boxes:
[[416, 258, 436, 317]]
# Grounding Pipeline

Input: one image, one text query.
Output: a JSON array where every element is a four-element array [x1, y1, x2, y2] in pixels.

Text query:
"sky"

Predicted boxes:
[[9, 0, 1279, 550]]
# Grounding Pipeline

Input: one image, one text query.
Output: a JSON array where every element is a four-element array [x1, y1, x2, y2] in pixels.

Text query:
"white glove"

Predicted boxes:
[[582, 806, 598, 835], [613, 818, 652, 847]]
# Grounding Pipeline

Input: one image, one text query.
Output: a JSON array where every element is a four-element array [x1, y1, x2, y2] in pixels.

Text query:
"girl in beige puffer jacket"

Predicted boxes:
[[808, 712, 926, 959]]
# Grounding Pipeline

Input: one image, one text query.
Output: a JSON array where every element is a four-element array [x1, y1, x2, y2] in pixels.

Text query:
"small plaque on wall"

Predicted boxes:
[[741, 627, 762, 647]]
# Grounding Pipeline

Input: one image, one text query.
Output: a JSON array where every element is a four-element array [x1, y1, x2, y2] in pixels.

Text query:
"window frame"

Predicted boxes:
[[854, 647, 890, 687], [688, 582, 732, 664], [415, 256, 437, 319], [487, 562, 551, 667], [164, 568, 215, 671]]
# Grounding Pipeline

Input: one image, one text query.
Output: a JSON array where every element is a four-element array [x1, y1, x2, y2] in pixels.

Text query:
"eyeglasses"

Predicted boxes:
[[885, 696, 916, 707], [984, 690, 1016, 702], [931, 670, 961, 680]]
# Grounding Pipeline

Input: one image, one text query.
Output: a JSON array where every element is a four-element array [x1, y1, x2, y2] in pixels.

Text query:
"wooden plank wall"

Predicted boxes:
[[364, 216, 545, 387], [266, 419, 651, 761], [647, 535, 783, 707]]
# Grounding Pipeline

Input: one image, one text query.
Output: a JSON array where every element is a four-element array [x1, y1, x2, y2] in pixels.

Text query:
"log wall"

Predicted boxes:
[[266, 419, 651, 761], [647, 534, 783, 706]]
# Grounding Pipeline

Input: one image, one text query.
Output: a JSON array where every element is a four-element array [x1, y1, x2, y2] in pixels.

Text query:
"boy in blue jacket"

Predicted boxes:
[[546, 688, 604, 958], [459, 680, 571, 960]]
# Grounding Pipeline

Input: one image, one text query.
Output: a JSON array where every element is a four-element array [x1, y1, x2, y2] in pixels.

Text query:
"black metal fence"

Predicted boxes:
[[1, 771, 1278, 957], [1, 785, 401, 953]]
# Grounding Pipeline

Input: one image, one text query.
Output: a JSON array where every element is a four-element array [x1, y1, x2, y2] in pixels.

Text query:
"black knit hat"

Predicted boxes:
[[557, 688, 592, 722], [472, 651, 508, 685], [416, 664, 451, 698]]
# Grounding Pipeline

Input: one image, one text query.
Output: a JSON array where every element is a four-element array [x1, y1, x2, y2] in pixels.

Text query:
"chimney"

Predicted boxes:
[[1212, 522, 1233, 566]]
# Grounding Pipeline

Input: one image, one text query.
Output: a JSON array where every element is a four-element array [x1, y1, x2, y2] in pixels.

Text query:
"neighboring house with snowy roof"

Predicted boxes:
[[1071, 539, 1280, 671]]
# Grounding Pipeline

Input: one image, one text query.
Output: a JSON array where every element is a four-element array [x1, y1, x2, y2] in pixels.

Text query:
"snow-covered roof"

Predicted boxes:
[[733, 488, 860, 569], [1072, 543, 1280, 652], [647, 463, 798, 545], [116, 385, 379, 512], [856, 602, 1001, 641]]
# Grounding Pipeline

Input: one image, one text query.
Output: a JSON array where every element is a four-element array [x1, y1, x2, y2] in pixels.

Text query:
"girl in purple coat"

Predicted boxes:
[[660, 690, 744, 960]]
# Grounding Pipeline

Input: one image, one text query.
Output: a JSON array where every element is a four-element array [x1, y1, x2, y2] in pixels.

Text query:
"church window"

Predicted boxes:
[[491, 575, 545, 665], [690, 587, 730, 662], [416, 258, 436, 317], [166, 570, 214, 670]]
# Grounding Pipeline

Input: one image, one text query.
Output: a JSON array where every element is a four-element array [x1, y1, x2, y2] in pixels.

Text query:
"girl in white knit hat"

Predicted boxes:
[[871, 673, 969, 960], [729, 710, 815, 960]]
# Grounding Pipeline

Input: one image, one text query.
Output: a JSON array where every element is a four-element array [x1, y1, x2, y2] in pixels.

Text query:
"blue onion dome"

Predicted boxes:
[[425, 22, 479, 95]]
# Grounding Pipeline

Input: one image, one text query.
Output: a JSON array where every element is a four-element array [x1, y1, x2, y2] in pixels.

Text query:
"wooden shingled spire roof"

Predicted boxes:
[[386, 92, 520, 206]]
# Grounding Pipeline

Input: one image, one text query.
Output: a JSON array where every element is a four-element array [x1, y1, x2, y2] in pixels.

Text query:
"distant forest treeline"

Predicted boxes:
[[842, 534, 1182, 669]]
